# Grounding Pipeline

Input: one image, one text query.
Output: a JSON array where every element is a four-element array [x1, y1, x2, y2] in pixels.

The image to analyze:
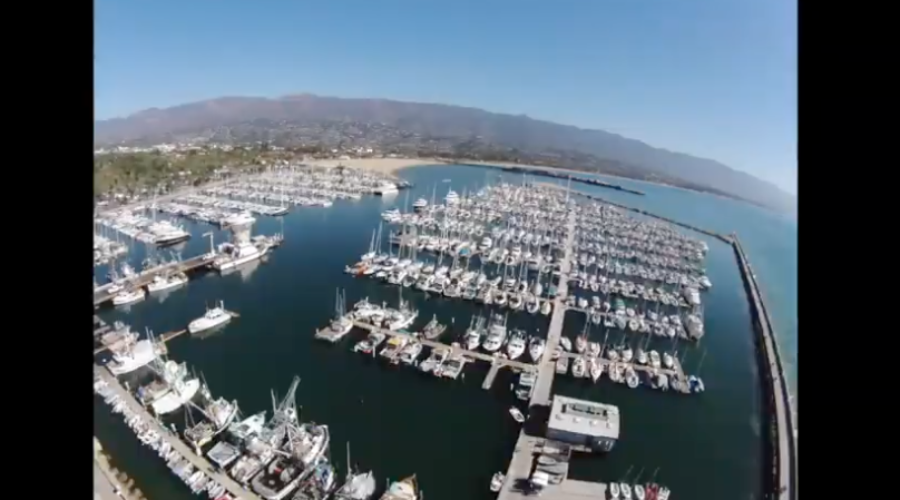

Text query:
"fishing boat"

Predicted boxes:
[[291, 460, 337, 500], [106, 328, 162, 375], [184, 387, 240, 449], [145, 360, 201, 415], [418, 348, 449, 374], [508, 406, 525, 423], [528, 337, 546, 362], [146, 272, 188, 293], [112, 288, 146, 306], [379, 475, 421, 500], [490, 472, 505, 492], [188, 301, 233, 334]]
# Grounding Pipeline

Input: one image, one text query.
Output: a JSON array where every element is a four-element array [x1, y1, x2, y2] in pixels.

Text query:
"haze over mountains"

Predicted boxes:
[[94, 94, 795, 212]]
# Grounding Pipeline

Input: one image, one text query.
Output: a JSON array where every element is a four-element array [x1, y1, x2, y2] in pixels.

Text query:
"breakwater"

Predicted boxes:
[[459, 162, 646, 195], [732, 236, 797, 500]]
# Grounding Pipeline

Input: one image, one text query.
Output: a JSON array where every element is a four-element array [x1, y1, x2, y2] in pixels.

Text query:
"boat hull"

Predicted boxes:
[[151, 378, 201, 415]]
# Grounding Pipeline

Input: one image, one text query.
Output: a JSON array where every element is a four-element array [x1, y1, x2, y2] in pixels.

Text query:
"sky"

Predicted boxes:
[[95, 0, 797, 194]]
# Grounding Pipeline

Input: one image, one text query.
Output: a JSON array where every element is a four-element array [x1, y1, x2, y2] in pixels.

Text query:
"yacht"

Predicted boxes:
[[153, 223, 191, 247], [146, 272, 188, 293], [221, 211, 256, 228], [112, 288, 146, 306], [444, 189, 460, 206], [188, 301, 233, 334], [528, 337, 546, 362], [412, 198, 428, 212], [589, 358, 603, 382], [682, 286, 701, 306], [685, 314, 705, 339], [482, 314, 508, 352], [213, 240, 268, 272], [379, 475, 421, 500], [506, 331, 527, 360], [374, 182, 399, 195]]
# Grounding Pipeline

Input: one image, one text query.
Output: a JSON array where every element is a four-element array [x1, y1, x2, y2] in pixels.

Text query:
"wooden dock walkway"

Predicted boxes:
[[93, 254, 216, 306], [498, 209, 579, 500], [95, 365, 259, 500]]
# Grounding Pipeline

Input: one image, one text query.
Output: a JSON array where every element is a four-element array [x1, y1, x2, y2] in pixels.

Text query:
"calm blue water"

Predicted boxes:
[[94, 164, 796, 500]]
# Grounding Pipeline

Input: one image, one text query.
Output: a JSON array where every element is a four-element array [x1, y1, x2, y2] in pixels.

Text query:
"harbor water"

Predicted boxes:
[[94, 164, 798, 500]]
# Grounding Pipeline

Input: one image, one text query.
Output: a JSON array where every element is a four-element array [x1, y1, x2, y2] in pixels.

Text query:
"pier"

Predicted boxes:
[[733, 235, 796, 500], [94, 365, 261, 500], [94, 254, 216, 306], [498, 209, 590, 500]]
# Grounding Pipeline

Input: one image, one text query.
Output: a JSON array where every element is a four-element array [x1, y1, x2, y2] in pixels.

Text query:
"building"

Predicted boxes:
[[545, 395, 620, 452]]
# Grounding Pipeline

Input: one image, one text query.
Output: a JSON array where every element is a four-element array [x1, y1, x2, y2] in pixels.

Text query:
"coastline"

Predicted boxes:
[[305, 157, 449, 174]]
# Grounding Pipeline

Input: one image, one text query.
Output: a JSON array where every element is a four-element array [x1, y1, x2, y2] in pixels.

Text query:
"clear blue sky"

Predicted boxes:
[[95, 0, 797, 194]]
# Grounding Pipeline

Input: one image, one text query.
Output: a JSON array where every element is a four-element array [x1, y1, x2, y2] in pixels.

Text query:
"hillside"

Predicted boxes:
[[94, 94, 795, 212]]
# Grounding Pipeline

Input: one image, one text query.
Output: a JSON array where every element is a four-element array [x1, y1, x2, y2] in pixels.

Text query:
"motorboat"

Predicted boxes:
[[147, 361, 201, 415], [419, 348, 449, 374], [528, 337, 546, 362], [540, 300, 552, 315], [589, 358, 603, 382], [412, 198, 428, 212], [571, 357, 587, 378], [188, 301, 233, 334], [625, 366, 640, 388], [508, 406, 525, 423], [505, 331, 527, 360], [634, 484, 646, 500], [621, 483, 633, 500], [560, 337, 572, 352], [398, 341, 424, 365]]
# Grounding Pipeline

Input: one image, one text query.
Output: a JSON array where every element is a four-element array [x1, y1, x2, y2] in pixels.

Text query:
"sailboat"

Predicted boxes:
[[334, 442, 377, 500], [379, 475, 421, 500]]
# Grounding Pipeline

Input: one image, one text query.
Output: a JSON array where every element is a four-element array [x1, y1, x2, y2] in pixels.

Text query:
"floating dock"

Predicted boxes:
[[94, 365, 263, 500]]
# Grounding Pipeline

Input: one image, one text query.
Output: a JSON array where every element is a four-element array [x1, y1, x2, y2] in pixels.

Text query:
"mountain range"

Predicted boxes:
[[94, 94, 795, 212]]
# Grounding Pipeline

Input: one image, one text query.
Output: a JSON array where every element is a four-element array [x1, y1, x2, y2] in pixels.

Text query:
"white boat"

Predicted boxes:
[[508, 406, 525, 423], [572, 357, 587, 378], [621, 483, 633, 500], [188, 301, 232, 334], [112, 288, 146, 306], [528, 337, 546, 362], [685, 314, 705, 339], [412, 198, 428, 211], [682, 286, 701, 306], [663, 352, 674, 369], [657, 486, 671, 500], [506, 331, 527, 360], [610, 482, 621, 499], [634, 484, 646, 500], [419, 348, 449, 374], [560, 337, 572, 351], [150, 370, 201, 415], [146, 272, 188, 293], [444, 189, 459, 205], [625, 366, 640, 388], [212, 241, 268, 272], [464, 328, 482, 351], [540, 300, 552, 315], [107, 337, 160, 375], [398, 341, 424, 365], [374, 182, 399, 195], [589, 358, 603, 382], [490, 472, 505, 493]]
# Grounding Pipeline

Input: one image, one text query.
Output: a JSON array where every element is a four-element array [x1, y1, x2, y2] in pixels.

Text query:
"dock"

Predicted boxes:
[[482, 362, 503, 390], [350, 320, 538, 375], [733, 235, 796, 500], [94, 365, 261, 500], [94, 254, 216, 306], [498, 209, 584, 500]]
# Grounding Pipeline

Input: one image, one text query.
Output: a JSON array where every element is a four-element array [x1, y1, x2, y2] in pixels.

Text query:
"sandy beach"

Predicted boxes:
[[306, 157, 448, 175]]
